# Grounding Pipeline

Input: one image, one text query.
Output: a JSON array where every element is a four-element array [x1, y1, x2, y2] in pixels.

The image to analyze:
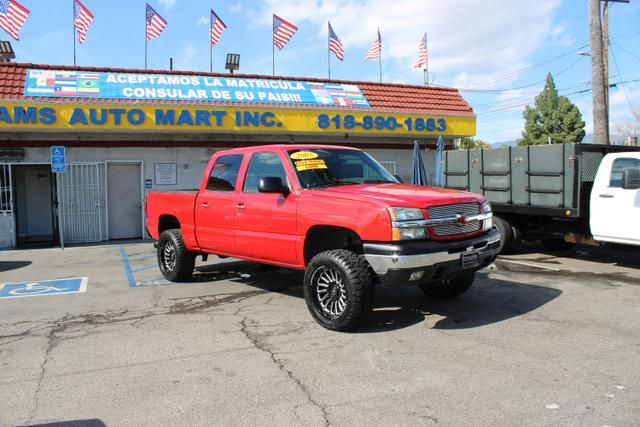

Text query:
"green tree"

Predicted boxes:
[[518, 73, 585, 145], [458, 137, 491, 149]]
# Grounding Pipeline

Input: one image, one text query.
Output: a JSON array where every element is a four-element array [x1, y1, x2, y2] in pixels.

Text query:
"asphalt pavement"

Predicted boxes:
[[1, 242, 639, 426]]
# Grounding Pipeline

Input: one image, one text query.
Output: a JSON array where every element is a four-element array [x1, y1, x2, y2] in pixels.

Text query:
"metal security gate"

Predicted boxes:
[[56, 163, 107, 243], [0, 163, 16, 248]]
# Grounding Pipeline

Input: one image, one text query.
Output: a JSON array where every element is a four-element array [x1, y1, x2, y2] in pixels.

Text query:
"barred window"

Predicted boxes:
[[0, 164, 11, 213]]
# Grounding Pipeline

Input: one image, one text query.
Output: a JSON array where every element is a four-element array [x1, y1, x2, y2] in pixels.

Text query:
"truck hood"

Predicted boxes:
[[309, 183, 483, 207]]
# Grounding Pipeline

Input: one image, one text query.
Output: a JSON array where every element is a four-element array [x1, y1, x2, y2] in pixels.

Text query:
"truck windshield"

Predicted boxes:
[[287, 148, 398, 189]]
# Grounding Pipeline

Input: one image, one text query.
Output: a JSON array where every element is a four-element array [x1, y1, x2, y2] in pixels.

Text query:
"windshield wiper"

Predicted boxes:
[[305, 180, 358, 189], [359, 178, 396, 184]]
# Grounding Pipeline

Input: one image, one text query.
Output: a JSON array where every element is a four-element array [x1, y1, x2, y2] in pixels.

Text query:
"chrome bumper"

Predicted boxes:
[[364, 230, 501, 275]]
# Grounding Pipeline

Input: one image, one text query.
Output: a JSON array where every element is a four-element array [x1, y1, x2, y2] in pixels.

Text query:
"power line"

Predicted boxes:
[[610, 45, 636, 112], [461, 43, 590, 90]]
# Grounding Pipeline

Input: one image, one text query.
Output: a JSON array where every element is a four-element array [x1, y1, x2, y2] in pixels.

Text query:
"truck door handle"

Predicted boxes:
[[236, 203, 246, 209], [599, 194, 614, 199], [200, 202, 209, 208]]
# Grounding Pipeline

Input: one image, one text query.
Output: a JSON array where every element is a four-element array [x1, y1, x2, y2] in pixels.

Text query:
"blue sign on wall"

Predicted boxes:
[[0, 277, 88, 299], [51, 146, 65, 173], [24, 69, 371, 108]]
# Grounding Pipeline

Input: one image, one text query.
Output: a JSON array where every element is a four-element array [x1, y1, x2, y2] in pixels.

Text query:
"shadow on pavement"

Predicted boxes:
[[18, 419, 106, 427], [0, 260, 32, 273], [188, 260, 562, 333]]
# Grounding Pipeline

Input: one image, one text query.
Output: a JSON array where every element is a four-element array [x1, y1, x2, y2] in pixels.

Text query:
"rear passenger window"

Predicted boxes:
[[609, 158, 640, 188], [206, 154, 243, 191], [243, 152, 288, 193]]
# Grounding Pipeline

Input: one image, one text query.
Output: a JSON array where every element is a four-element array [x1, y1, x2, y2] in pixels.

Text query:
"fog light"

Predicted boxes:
[[409, 271, 425, 281]]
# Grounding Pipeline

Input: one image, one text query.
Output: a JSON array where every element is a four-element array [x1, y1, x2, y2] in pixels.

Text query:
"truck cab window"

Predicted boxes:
[[243, 152, 288, 193], [609, 158, 640, 188], [206, 154, 243, 191]]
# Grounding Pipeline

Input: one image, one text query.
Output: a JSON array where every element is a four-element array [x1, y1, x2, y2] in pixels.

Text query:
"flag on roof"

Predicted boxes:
[[0, 0, 29, 41], [210, 9, 226, 47], [328, 22, 344, 61], [74, 0, 94, 44], [273, 14, 297, 49], [146, 3, 167, 41], [364, 29, 381, 61], [414, 32, 428, 68]]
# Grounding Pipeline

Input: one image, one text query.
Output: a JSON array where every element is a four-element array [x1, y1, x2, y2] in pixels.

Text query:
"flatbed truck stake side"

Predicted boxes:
[[146, 144, 499, 331]]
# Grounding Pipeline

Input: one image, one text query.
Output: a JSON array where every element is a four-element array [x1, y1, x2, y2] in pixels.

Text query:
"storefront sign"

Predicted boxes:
[[23, 69, 371, 108], [0, 102, 476, 137]]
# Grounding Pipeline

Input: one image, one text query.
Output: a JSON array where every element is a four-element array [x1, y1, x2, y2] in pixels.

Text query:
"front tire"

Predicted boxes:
[[157, 228, 195, 282], [419, 272, 476, 299], [303, 250, 374, 332]]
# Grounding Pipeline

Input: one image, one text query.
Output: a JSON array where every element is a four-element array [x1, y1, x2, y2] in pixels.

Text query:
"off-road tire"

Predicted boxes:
[[157, 228, 196, 282], [303, 249, 374, 332], [419, 272, 476, 300], [541, 238, 575, 252]]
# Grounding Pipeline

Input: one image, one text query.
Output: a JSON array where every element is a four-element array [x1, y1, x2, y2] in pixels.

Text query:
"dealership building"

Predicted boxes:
[[0, 62, 475, 249]]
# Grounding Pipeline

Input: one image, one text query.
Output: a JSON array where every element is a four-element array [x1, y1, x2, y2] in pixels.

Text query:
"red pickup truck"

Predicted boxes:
[[146, 144, 500, 331]]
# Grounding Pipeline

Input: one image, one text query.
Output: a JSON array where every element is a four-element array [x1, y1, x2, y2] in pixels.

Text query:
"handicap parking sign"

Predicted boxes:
[[51, 146, 66, 174], [0, 277, 88, 299]]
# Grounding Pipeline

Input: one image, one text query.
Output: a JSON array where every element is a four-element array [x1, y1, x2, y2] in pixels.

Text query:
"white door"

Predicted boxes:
[[107, 163, 142, 239], [15, 165, 54, 244], [57, 163, 106, 243], [590, 154, 640, 245]]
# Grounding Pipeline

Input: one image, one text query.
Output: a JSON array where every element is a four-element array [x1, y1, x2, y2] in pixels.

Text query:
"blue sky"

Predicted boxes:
[[8, 0, 640, 143]]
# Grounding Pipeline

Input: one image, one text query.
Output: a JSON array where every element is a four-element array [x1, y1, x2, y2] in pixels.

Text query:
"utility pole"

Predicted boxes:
[[602, 1, 609, 117], [589, 0, 609, 145]]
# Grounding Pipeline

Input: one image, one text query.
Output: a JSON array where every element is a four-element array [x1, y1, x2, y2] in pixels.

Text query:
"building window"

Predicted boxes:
[[0, 164, 11, 213], [380, 161, 396, 176]]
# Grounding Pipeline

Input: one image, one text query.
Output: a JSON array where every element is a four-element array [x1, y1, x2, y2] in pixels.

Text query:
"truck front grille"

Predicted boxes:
[[426, 203, 481, 236]]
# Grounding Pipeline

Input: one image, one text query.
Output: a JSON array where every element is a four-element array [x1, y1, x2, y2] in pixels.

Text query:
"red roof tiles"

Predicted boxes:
[[0, 62, 474, 116]]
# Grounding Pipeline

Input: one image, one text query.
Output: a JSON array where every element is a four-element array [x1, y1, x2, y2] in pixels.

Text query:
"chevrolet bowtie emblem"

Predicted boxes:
[[456, 214, 468, 226]]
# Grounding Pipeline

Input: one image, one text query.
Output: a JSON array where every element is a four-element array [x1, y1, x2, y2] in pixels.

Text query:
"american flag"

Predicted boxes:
[[210, 9, 226, 47], [328, 22, 344, 61], [0, 0, 29, 41], [414, 32, 428, 68], [273, 14, 297, 49], [146, 3, 167, 41], [364, 29, 381, 61], [74, 0, 94, 44]]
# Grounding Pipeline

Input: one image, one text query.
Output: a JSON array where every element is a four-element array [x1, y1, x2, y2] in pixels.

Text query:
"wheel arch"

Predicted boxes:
[[158, 214, 181, 235], [303, 225, 363, 266]]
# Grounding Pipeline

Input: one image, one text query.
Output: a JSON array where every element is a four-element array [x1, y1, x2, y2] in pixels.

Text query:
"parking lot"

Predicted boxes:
[[1, 242, 639, 426]]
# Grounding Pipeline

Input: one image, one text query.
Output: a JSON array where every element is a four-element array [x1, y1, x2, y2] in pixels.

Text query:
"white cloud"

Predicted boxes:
[[254, 0, 561, 87], [197, 15, 209, 26], [230, 3, 243, 13], [158, 0, 177, 10], [176, 46, 198, 70]]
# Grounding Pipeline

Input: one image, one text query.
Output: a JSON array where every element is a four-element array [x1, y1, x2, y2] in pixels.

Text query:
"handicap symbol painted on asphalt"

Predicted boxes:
[[0, 277, 88, 299]]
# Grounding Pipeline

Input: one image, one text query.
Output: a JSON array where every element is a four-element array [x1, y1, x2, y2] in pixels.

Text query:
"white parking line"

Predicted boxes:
[[498, 259, 561, 272]]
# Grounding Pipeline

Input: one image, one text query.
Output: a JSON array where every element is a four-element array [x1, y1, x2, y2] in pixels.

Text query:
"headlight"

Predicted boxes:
[[387, 207, 424, 221], [388, 207, 427, 240], [392, 227, 427, 241], [481, 200, 493, 230]]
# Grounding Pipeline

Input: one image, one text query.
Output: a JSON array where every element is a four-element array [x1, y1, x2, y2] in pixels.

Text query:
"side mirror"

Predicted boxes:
[[622, 168, 640, 190], [393, 174, 403, 183], [258, 176, 289, 194]]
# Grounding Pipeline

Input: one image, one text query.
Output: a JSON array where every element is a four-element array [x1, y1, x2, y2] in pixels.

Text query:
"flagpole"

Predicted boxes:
[[272, 41, 275, 76], [378, 28, 382, 83], [209, 11, 212, 73], [327, 22, 331, 79], [144, 11, 148, 69], [72, 0, 76, 66]]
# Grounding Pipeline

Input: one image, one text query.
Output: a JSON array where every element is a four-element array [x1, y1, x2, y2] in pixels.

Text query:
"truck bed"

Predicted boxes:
[[443, 144, 637, 219]]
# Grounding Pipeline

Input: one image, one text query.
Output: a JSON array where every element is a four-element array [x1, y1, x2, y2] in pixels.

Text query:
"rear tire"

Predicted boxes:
[[419, 272, 476, 299], [157, 228, 195, 282], [303, 249, 373, 332], [541, 238, 575, 252]]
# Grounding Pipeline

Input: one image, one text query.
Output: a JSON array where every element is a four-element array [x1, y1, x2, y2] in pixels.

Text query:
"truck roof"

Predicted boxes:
[[214, 144, 359, 155]]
